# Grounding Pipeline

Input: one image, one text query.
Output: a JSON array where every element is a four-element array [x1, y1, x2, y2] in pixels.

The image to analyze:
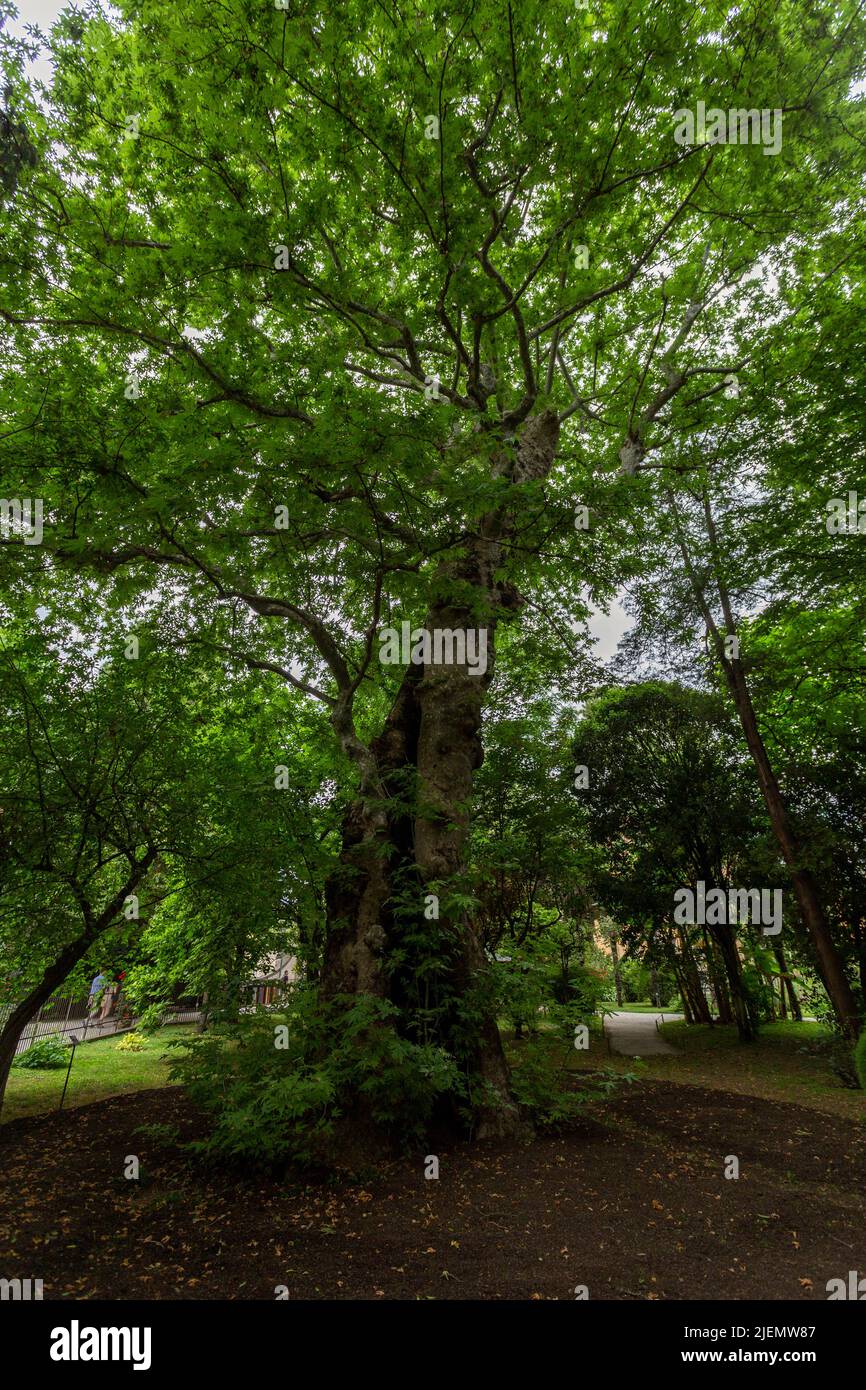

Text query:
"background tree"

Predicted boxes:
[[0, 618, 182, 1110], [572, 681, 791, 1040]]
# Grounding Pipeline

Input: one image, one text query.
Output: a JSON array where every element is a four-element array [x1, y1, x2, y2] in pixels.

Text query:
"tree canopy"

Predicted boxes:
[[2, 0, 865, 1138]]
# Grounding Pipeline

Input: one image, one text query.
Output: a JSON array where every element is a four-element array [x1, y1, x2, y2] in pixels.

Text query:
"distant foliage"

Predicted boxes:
[[854, 1029, 866, 1093], [493, 926, 607, 1043]]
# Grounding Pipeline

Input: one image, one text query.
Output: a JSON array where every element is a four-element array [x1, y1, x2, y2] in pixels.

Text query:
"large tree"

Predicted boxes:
[[2, 0, 864, 1131]]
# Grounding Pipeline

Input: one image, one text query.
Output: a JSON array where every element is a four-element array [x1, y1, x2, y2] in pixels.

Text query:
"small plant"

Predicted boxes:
[[12, 1036, 70, 1069], [133, 1122, 181, 1145], [115, 1031, 146, 1052], [509, 1031, 642, 1127], [854, 1028, 866, 1092], [509, 1036, 581, 1125]]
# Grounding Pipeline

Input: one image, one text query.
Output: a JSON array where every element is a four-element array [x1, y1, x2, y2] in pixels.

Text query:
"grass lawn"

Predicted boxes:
[[568, 1017, 865, 1122], [7, 1014, 862, 1129], [2, 1026, 193, 1125]]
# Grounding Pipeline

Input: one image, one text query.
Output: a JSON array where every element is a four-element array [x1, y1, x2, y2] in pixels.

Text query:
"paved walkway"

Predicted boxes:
[[603, 1010, 682, 1056], [15, 1011, 202, 1055], [15, 1015, 133, 1052]]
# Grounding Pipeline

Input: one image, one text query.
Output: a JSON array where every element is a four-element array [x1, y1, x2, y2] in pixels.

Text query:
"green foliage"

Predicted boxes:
[[492, 930, 606, 1045], [509, 1033, 640, 1127], [854, 1030, 866, 1094], [170, 988, 464, 1168], [2, 0, 865, 1139], [508, 1037, 581, 1126], [12, 1035, 69, 1069], [493, 955, 546, 1037], [617, 959, 650, 1005], [115, 1031, 147, 1052]]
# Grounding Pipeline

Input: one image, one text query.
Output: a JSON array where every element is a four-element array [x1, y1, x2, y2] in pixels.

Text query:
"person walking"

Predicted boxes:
[[97, 978, 118, 1024], [88, 974, 106, 1021]]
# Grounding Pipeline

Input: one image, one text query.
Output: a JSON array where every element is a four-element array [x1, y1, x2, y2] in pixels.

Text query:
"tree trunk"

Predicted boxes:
[[853, 911, 866, 1010], [649, 965, 660, 1007], [0, 931, 99, 1116], [670, 489, 862, 1042], [322, 658, 422, 1001], [610, 933, 624, 1006], [196, 991, 210, 1033], [773, 943, 802, 1021], [412, 599, 521, 1137], [678, 927, 712, 1024], [665, 930, 693, 1021], [703, 928, 732, 1023], [0, 1018, 25, 1119], [318, 411, 560, 1140], [723, 658, 859, 1039], [674, 964, 695, 1024], [709, 921, 757, 1042], [786, 971, 803, 1022]]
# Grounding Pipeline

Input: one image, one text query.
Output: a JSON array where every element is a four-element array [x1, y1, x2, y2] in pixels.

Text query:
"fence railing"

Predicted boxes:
[[2, 978, 294, 1057], [1, 996, 203, 1056]]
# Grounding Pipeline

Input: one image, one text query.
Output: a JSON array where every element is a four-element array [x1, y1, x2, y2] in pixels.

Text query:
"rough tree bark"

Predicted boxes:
[[319, 412, 560, 1139]]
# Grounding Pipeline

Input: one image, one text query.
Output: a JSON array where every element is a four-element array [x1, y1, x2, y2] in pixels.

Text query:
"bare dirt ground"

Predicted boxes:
[[1, 1076, 864, 1300]]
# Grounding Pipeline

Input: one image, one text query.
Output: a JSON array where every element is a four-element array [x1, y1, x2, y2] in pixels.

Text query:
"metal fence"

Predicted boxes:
[[2, 979, 297, 1057], [1, 995, 203, 1056]]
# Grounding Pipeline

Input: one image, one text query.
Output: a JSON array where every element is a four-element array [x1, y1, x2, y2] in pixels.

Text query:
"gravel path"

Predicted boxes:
[[603, 1010, 682, 1056]]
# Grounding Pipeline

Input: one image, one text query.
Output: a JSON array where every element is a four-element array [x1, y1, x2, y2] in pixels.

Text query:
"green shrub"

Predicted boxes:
[[509, 1033, 641, 1126], [493, 940, 606, 1041], [12, 1035, 70, 1069], [619, 958, 651, 1003], [550, 962, 607, 1010], [493, 956, 546, 1037], [854, 1028, 866, 1092], [115, 1031, 146, 1052], [508, 1036, 581, 1124], [169, 986, 464, 1168]]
